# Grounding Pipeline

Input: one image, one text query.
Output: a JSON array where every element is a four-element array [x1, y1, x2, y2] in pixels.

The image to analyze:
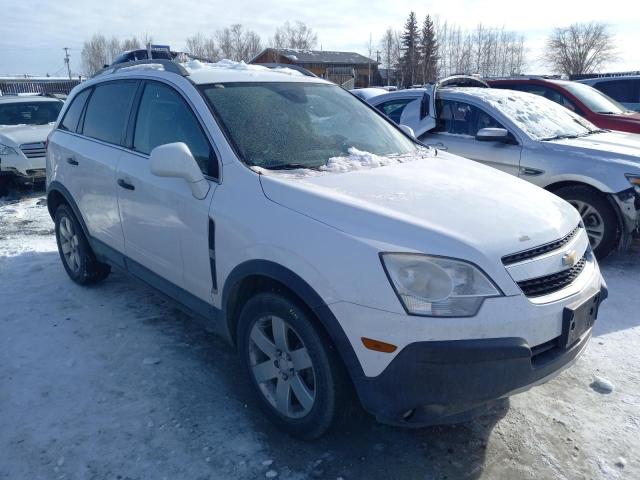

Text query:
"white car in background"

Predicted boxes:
[[368, 81, 640, 258], [0, 95, 64, 184]]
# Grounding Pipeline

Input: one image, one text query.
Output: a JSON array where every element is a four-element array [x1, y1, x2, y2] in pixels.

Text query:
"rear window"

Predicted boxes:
[[60, 89, 91, 132], [82, 81, 138, 145]]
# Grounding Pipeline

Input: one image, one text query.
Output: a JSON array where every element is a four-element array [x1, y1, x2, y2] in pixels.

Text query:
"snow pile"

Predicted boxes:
[[183, 59, 302, 76], [320, 147, 418, 173], [253, 146, 433, 178], [590, 376, 615, 394]]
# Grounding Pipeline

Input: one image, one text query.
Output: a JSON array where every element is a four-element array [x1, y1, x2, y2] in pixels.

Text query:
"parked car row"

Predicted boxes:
[[45, 59, 610, 439], [365, 76, 640, 259]]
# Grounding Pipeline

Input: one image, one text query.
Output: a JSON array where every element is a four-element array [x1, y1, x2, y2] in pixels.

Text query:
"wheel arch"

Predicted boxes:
[[221, 260, 366, 386], [544, 179, 626, 251], [47, 181, 92, 245]]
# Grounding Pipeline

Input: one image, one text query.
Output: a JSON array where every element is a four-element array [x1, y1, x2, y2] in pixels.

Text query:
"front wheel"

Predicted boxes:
[[237, 292, 351, 440], [54, 204, 111, 285], [554, 186, 618, 259]]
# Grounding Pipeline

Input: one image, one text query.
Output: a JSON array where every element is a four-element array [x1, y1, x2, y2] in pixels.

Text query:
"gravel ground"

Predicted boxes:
[[1, 192, 638, 480]]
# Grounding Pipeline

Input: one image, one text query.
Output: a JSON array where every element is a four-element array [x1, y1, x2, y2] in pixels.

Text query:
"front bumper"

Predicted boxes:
[[611, 188, 640, 249], [356, 317, 600, 426], [0, 153, 46, 180], [330, 248, 607, 426]]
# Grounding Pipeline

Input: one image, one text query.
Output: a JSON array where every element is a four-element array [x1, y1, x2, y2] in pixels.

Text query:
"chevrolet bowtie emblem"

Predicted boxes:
[[562, 250, 579, 267]]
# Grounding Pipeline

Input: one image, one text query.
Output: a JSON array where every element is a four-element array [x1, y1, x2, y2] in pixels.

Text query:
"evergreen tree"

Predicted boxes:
[[420, 15, 438, 83], [400, 12, 419, 87]]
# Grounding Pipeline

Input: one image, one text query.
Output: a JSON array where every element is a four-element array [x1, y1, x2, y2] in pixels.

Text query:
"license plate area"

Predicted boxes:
[[561, 291, 601, 349]]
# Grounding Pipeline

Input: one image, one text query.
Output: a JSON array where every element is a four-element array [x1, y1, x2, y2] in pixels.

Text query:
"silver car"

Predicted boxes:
[[368, 84, 640, 258]]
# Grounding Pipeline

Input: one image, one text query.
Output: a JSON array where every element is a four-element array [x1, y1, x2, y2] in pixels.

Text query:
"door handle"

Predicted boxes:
[[117, 178, 135, 191], [66, 157, 78, 166]]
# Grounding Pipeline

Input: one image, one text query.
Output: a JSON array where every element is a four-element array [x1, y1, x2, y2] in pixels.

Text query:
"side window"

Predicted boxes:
[[436, 99, 505, 137], [376, 99, 413, 123], [597, 80, 636, 103], [82, 82, 138, 145], [133, 82, 218, 178], [59, 89, 91, 132]]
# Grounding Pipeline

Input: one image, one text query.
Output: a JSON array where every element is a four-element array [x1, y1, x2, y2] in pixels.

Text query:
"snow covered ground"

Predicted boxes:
[[1, 193, 638, 480]]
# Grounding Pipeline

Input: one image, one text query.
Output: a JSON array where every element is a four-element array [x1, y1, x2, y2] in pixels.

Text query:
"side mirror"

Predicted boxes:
[[150, 142, 210, 199], [475, 127, 514, 143], [399, 124, 416, 138]]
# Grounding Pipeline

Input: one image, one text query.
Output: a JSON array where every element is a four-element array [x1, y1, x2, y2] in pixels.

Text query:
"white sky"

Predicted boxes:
[[1, 0, 639, 76]]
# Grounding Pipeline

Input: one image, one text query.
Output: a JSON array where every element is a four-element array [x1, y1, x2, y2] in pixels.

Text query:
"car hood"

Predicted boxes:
[[544, 131, 640, 168], [0, 124, 53, 147], [258, 151, 579, 271]]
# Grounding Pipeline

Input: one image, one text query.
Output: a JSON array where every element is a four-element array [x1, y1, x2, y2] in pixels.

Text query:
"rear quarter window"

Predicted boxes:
[[81, 81, 138, 145], [59, 89, 91, 133]]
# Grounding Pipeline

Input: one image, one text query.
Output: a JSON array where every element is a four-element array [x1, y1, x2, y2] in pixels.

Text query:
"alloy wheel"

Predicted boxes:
[[569, 199, 605, 251], [59, 216, 81, 273], [248, 315, 316, 419]]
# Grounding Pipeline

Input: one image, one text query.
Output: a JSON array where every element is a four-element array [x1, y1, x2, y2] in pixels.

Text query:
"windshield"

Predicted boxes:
[[0, 100, 63, 126], [200, 82, 418, 169], [470, 89, 600, 141], [562, 82, 628, 114]]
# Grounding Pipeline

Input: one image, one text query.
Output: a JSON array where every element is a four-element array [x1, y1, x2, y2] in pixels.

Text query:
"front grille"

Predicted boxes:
[[517, 254, 587, 297], [20, 142, 46, 159], [502, 225, 581, 265]]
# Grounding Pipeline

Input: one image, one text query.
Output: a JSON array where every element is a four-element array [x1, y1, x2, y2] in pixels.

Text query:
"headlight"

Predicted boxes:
[[380, 253, 502, 317], [0, 143, 17, 156], [626, 174, 640, 194]]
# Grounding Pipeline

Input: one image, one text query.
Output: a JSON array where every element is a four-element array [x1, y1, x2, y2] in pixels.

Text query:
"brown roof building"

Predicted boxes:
[[250, 48, 382, 88]]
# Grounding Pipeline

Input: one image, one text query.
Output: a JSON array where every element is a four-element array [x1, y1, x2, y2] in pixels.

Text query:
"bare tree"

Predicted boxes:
[[431, 18, 526, 77], [81, 34, 109, 75], [365, 33, 375, 86], [379, 28, 395, 86], [271, 21, 317, 49], [185, 33, 219, 61], [121, 36, 142, 52], [544, 22, 616, 76], [216, 24, 262, 61]]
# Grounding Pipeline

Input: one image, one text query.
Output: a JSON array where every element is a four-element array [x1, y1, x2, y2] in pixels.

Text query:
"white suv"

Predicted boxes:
[[46, 60, 607, 439]]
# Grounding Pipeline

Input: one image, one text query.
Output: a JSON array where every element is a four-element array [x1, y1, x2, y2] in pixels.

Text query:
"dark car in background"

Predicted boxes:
[[578, 76, 640, 113], [487, 77, 640, 134]]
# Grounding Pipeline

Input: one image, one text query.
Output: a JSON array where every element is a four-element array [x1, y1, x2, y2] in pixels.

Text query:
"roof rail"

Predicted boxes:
[[93, 59, 189, 78]]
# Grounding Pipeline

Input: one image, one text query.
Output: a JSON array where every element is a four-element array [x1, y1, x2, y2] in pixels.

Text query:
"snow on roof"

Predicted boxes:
[[183, 59, 324, 85], [256, 48, 377, 65]]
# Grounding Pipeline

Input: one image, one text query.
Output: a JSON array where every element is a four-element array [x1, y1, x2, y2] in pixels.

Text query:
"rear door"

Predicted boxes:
[[116, 80, 218, 302], [57, 81, 138, 252], [421, 97, 522, 176]]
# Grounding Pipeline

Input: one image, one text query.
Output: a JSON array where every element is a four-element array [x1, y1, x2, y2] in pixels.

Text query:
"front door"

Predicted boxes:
[[422, 98, 522, 176], [116, 80, 219, 302]]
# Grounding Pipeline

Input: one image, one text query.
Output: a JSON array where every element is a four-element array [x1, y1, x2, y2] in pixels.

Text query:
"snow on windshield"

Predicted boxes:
[[252, 146, 434, 178], [464, 88, 597, 140]]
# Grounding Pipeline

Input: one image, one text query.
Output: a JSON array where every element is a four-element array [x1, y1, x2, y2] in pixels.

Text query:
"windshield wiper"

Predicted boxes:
[[540, 134, 580, 141], [258, 163, 321, 171]]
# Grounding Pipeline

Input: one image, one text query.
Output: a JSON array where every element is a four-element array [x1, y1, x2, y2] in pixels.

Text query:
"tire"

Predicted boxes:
[[237, 292, 352, 440], [54, 203, 111, 285], [554, 185, 618, 259]]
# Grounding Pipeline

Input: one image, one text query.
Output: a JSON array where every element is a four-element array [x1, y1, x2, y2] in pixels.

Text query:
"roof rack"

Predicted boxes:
[[93, 59, 189, 78]]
